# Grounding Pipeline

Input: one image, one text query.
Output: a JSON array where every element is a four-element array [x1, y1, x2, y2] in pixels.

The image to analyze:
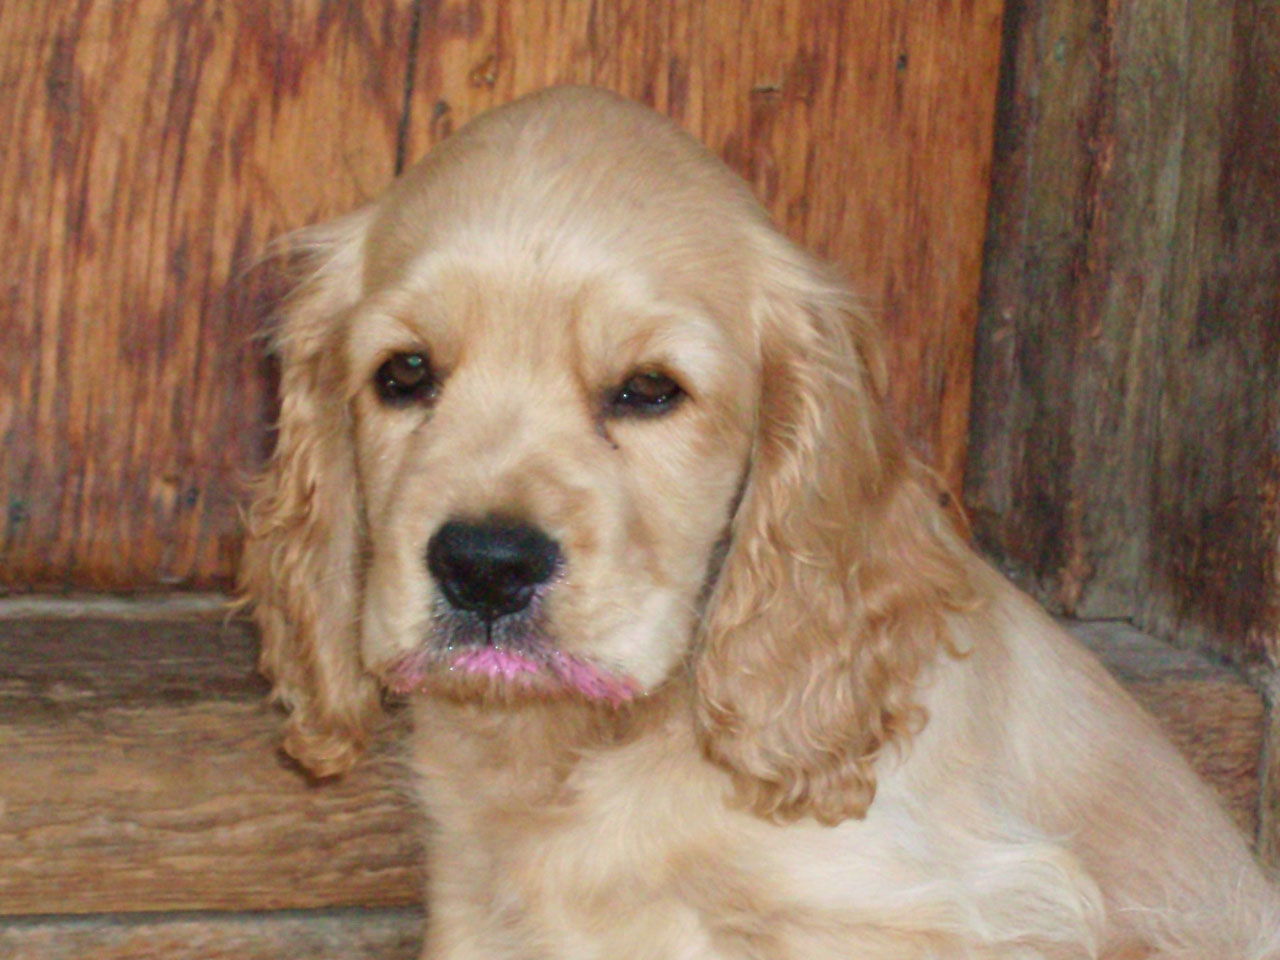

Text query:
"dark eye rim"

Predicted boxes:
[[607, 370, 686, 418], [374, 350, 437, 406]]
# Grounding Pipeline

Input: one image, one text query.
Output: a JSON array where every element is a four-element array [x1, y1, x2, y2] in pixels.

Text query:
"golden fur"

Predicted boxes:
[[240, 87, 1280, 959]]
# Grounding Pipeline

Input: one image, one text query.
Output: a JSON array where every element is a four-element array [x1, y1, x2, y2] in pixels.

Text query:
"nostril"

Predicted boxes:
[[426, 518, 561, 620]]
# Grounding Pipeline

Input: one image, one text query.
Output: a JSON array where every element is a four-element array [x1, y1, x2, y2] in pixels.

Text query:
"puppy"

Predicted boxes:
[[240, 86, 1280, 958]]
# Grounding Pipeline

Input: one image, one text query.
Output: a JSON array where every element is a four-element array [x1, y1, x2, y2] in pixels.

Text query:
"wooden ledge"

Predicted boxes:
[[0, 619, 418, 916], [0, 616, 1264, 921], [0, 908, 423, 960]]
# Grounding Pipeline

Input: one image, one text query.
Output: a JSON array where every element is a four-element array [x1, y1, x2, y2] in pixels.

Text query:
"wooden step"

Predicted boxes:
[[0, 612, 1266, 955], [0, 616, 419, 916], [0, 908, 422, 960]]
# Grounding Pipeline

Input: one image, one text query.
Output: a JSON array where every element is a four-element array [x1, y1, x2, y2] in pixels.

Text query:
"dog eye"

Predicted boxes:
[[375, 351, 437, 406], [610, 371, 684, 417]]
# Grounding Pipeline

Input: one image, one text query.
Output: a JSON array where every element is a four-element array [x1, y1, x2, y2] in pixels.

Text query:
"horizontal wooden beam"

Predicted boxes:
[[0, 908, 422, 960], [0, 619, 418, 916], [0, 615, 1263, 918]]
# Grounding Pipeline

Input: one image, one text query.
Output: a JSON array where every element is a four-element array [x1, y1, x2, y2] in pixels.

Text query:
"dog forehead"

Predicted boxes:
[[361, 180, 764, 387], [387, 245, 736, 382], [362, 90, 767, 299], [352, 87, 771, 393]]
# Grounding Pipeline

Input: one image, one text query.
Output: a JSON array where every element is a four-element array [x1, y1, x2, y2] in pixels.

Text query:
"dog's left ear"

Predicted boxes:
[[695, 240, 972, 825]]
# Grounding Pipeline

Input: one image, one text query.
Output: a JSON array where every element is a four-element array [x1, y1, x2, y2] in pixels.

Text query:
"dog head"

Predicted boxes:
[[240, 87, 967, 821]]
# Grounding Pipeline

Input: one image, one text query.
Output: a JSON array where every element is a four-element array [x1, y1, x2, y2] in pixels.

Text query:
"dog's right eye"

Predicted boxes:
[[375, 351, 437, 406]]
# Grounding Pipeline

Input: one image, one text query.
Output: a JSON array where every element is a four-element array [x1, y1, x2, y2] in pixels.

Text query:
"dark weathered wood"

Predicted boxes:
[[0, 909, 422, 960], [0, 616, 263, 712], [404, 0, 1007, 487], [967, 0, 1280, 668], [0, 615, 1263, 917], [1139, 1, 1280, 666], [0, 1, 417, 591], [0, 619, 419, 916]]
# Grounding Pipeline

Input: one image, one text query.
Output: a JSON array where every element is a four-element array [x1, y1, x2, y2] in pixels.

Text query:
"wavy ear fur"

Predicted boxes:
[[238, 210, 381, 778], [695, 243, 974, 824]]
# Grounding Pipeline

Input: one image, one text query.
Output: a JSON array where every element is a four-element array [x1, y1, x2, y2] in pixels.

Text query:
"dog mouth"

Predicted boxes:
[[382, 602, 642, 706]]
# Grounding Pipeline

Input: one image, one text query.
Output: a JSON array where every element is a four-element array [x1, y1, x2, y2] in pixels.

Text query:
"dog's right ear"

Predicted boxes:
[[238, 209, 381, 778]]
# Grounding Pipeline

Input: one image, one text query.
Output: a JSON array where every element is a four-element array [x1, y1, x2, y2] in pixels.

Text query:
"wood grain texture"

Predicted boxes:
[[2, 0, 1005, 590], [0, 616, 1262, 916], [403, 0, 1006, 487], [0, 619, 419, 916], [0, 909, 422, 960], [1141, 0, 1280, 666], [0, 1, 416, 591], [967, 0, 1280, 667]]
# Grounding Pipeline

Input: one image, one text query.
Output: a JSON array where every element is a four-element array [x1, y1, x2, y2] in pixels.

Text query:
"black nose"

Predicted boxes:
[[426, 518, 561, 620]]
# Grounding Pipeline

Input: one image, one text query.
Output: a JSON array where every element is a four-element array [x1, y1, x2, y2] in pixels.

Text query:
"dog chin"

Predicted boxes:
[[383, 637, 643, 707]]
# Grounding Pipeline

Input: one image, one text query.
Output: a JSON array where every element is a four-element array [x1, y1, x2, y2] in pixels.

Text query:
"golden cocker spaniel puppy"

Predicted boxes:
[[240, 87, 1279, 959]]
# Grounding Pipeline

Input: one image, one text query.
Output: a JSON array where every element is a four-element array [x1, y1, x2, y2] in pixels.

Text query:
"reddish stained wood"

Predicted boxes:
[[405, 0, 1007, 488], [0, 1, 416, 590], [2, 0, 1006, 589]]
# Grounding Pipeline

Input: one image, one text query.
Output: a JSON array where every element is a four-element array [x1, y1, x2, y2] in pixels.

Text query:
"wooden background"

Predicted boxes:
[[0, 0, 1005, 592], [967, 0, 1280, 671]]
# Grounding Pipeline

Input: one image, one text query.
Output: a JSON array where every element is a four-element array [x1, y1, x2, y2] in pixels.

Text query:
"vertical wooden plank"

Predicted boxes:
[[967, 0, 1279, 665], [0, 1, 417, 590], [968, 0, 1133, 613], [1149, 1, 1280, 864], [403, 0, 1006, 486], [1140, 0, 1280, 664], [965, 0, 1062, 585]]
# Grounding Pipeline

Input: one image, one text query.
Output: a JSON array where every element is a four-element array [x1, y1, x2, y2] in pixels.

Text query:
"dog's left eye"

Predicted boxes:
[[610, 371, 684, 416], [375, 351, 437, 406]]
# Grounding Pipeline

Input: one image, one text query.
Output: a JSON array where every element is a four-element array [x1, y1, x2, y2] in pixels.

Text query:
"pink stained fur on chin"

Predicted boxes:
[[386, 644, 641, 705], [452, 645, 542, 680], [545, 650, 642, 705]]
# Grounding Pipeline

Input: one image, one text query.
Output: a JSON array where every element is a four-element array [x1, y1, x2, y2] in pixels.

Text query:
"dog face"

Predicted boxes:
[[350, 248, 757, 702]]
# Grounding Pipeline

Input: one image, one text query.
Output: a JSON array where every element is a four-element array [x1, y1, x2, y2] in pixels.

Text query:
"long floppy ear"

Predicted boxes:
[[238, 209, 381, 778], [695, 242, 973, 824]]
